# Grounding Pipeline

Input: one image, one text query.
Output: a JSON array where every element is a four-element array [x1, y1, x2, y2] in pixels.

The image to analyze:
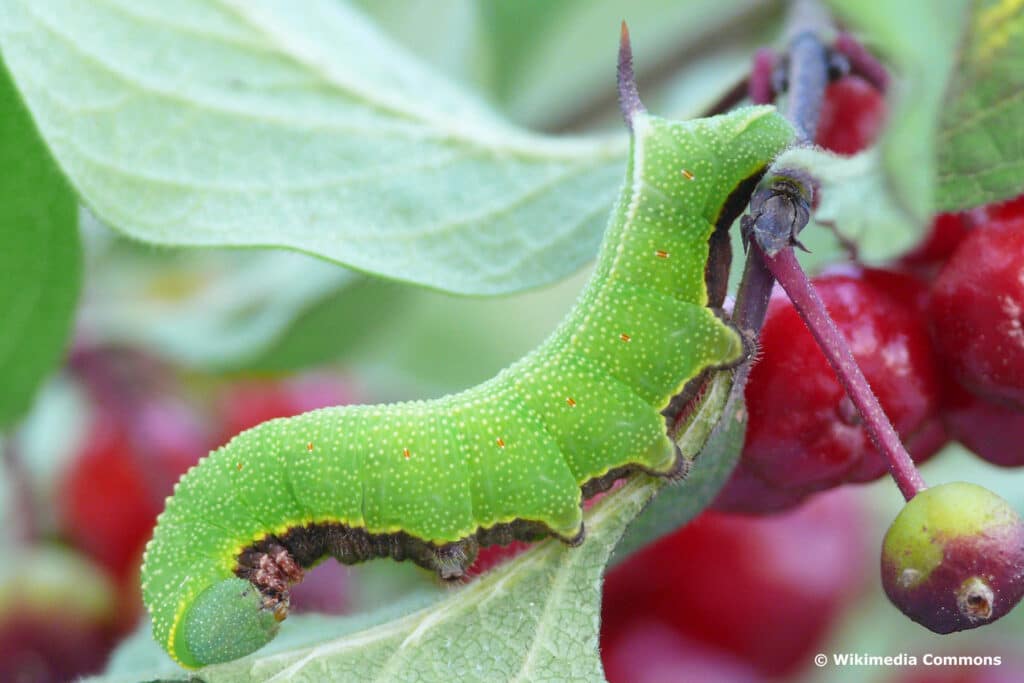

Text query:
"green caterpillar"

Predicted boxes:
[[141, 43, 793, 668]]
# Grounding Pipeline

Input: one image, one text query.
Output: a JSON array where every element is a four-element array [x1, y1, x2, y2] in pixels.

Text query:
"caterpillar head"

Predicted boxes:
[[174, 577, 281, 668]]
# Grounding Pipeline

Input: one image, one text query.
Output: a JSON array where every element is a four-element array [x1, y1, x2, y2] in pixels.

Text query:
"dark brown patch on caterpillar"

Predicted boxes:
[[704, 167, 769, 308], [663, 369, 713, 437], [233, 457, 689, 618]]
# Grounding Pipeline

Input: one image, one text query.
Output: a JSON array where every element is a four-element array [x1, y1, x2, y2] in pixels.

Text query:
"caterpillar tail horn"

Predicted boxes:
[[617, 21, 645, 129]]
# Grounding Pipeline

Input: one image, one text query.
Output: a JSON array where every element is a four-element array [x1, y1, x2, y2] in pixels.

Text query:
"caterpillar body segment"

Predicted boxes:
[[142, 105, 794, 667]]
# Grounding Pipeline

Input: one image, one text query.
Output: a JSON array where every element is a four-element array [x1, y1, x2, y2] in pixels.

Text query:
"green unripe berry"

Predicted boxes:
[[881, 482, 1024, 633]]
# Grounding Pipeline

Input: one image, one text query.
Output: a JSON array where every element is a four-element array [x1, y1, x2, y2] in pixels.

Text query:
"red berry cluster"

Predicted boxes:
[[602, 490, 868, 682], [58, 359, 357, 606], [815, 75, 886, 156], [12, 355, 358, 680], [471, 490, 871, 682], [716, 191, 1024, 513]]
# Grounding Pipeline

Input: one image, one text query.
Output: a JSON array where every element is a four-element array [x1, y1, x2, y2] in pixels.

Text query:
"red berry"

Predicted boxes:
[[711, 460, 806, 514], [602, 490, 867, 678], [942, 380, 1024, 467], [57, 418, 163, 579], [57, 397, 212, 580], [0, 613, 114, 683], [983, 192, 1024, 222], [721, 269, 941, 511], [929, 215, 1024, 409], [467, 540, 533, 576], [899, 211, 974, 274], [814, 76, 886, 155], [288, 561, 351, 616], [881, 483, 1024, 633], [0, 547, 118, 683], [603, 621, 765, 683]]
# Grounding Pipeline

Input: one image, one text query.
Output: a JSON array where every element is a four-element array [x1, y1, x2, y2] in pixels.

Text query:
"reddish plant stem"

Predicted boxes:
[[749, 48, 778, 105], [834, 32, 890, 93], [759, 246, 928, 500]]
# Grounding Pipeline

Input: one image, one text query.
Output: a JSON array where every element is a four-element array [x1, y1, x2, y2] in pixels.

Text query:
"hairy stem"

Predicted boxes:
[[759, 247, 928, 500], [732, 0, 830, 342]]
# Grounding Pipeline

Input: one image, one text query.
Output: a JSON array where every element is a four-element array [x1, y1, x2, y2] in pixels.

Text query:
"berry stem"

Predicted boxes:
[[758, 246, 928, 500]]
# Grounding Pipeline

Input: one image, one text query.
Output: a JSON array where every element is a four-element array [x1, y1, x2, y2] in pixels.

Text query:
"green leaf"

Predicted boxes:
[[826, 0, 970, 224], [935, 0, 1024, 211], [0, 55, 80, 429], [0, 0, 625, 295]]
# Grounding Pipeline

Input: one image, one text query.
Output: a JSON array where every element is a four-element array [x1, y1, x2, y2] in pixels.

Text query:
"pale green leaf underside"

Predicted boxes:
[[935, 0, 1024, 211], [0, 0, 625, 295]]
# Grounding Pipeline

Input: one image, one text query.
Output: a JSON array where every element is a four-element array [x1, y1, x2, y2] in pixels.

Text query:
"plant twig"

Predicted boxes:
[[783, 30, 829, 142], [732, 0, 830, 338], [757, 246, 927, 500]]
